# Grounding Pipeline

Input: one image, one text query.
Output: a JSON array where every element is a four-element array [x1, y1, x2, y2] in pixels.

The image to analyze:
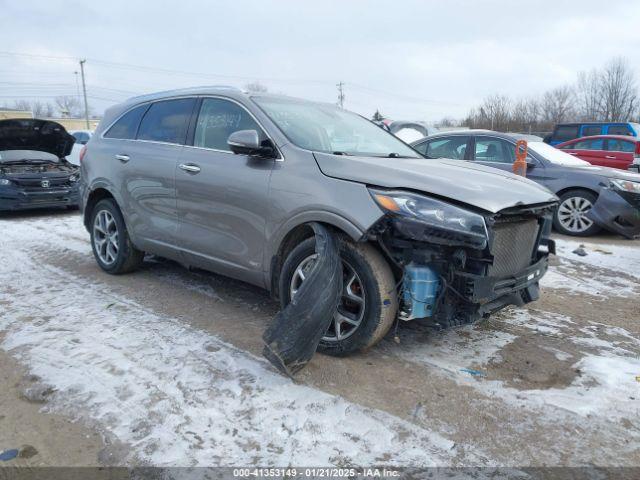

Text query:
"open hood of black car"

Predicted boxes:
[[0, 119, 75, 159]]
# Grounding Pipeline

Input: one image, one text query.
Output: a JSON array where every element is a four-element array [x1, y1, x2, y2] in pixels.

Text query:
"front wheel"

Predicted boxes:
[[90, 198, 144, 274], [279, 236, 398, 356], [553, 190, 601, 236]]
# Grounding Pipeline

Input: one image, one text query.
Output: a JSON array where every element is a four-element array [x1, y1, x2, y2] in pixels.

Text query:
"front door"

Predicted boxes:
[[175, 97, 276, 285]]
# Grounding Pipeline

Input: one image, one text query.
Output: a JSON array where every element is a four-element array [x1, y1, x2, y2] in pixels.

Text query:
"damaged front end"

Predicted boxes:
[[368, 189, 557, 328], [588, 179, 640, 239]]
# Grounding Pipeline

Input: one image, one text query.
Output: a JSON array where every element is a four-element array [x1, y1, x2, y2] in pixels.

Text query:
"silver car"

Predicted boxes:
[[80, 87, 557, 355]]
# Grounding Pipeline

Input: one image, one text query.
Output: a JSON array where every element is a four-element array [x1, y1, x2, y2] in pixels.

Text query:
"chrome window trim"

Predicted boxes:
[[100, 94, 283, 161], [99, 95, 198, 144]]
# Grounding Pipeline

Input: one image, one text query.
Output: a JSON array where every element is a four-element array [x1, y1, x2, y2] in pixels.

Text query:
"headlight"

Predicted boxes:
[[369, 189, 488, 249], [610, 179, 640, 194], [68, 173, 79, 183], [0, 178, 11, 186]]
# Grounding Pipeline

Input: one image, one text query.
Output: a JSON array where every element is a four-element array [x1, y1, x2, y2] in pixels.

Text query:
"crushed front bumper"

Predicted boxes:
[[588, 187, 640, 238], [0, 185, 79, 211]]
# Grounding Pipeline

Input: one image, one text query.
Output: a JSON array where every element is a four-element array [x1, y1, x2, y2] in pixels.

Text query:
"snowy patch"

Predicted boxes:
[[541, 261, 637, 297], [0, 218, 467, 467], [555, 238, 640, 280]]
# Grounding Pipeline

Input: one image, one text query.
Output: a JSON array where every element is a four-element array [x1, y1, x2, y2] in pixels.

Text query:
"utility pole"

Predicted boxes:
[[336, 81, 345, 108], [79, 59, 90, 129]]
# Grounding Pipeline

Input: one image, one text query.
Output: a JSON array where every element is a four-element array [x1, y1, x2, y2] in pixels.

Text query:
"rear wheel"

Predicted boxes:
[[553, 190, 601, 236], [279, 235, 398, 356], [90, 198, 144, 274]]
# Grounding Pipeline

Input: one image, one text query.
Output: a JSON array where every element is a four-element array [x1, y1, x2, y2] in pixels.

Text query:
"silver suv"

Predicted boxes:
[[80, 87, 558, 355]]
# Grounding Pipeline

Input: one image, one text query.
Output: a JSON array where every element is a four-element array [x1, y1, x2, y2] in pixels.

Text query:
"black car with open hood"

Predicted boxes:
[[0, 119, 80, 211]]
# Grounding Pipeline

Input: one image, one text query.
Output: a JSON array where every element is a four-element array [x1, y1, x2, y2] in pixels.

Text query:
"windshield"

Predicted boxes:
[[0, 150, 59, 163], [253, 97, 420, 158], [528, 142, 590, 166]]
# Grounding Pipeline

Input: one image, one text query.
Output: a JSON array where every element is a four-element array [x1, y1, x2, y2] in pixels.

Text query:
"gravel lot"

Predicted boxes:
[[1, 209, 639, 468]]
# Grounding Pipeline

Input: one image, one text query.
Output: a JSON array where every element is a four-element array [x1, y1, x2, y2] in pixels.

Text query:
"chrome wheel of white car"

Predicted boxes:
[[290, 254, 366, 342], [93, 210, 119, 265]]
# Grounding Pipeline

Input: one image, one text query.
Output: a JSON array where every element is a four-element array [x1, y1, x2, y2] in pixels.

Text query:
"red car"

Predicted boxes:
[[556, 135, 640, 170]]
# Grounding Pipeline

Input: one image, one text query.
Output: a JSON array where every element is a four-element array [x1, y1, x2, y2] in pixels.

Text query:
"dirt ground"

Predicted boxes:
[[1, 209, 639, 469]]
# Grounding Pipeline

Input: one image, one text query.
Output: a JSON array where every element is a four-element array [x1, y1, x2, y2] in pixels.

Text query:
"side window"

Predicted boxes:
[[554, 126, 579, 142], [104, 104, 148, 140], [573, 139, 604, 150], [413, 141, 428, 155], [137, 98, 195, 144], [607, 139, 635, 152], [422, 137, 469, 159], [474, 138, 515, 163], [607, 125, 632, 136], [194, 98, 264, 151], [581, 126, 601, 137], [72, 132, 90, 144]]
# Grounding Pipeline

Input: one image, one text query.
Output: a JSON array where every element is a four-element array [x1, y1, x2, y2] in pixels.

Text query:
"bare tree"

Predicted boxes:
[[540, 86, 575, 125], [244, 81, 268, 93], [576, 69, 602, 121], [55, 95, 83, 117], [31, 101, 55, 118], [599, 57, 638, 121]]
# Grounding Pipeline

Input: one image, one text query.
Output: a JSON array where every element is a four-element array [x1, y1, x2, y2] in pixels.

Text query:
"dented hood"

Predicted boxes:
[[313, 152, 557, 214], [0, 119, 75, 159]]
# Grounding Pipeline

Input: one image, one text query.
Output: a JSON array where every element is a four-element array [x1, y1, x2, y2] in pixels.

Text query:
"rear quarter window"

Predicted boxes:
[[104, 104, 148, 140]]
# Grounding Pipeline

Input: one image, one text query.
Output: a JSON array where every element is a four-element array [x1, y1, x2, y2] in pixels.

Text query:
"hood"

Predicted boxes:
[[313, 152, 557, 214], [0, 119, 75, 159]]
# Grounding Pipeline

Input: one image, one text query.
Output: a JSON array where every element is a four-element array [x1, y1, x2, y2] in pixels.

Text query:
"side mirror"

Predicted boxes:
[[526, 156, 537, 168], [227, 130, 275, 158]]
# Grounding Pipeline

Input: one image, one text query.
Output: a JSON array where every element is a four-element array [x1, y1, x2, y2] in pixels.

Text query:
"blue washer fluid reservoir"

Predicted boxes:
[[402, 263, 440, 320]]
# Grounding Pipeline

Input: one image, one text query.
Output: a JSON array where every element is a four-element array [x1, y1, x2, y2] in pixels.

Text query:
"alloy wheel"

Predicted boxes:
[[290, 254, 366, 342], [557, 196, 594, 233], [93, 210, 119, 265]]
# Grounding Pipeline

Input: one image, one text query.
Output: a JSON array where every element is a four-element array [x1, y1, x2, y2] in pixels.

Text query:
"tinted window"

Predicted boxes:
[[474, 138, 515, 163], [572, 139, 604, 150], [607, 125, 632, 135], [420, 137, 469, 159], [607, 139, 635, 152], [104, 104, 148, 140], [137, 98, 195, 144], [554, 126, 579, 141], [581, 126, 601, 136], [194, 98, 264, 151]]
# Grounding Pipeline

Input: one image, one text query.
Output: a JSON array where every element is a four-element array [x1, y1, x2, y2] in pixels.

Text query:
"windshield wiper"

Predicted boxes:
[[332, 151, 352, 156]]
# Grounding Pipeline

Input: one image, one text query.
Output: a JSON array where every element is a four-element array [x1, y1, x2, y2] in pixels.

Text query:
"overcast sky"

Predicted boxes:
[[1, 0, 639, 121]]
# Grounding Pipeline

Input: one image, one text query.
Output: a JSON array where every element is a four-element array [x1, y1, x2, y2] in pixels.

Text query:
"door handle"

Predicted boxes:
[[568, 152, 577, 155], [115, 154, 130, 163], [605, 155, 616, 159], [179, 163, 201, 174]]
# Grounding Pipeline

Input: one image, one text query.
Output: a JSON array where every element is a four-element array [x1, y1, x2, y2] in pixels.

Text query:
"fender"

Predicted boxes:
[[264, 209, 381, 293]]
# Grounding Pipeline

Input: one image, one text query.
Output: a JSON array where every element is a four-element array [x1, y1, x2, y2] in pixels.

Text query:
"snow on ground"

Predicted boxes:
[[541, 259, 637, 297], [394, 308, 640, 420], [0, 215, 469, 467], [555, 238, 640, 280]]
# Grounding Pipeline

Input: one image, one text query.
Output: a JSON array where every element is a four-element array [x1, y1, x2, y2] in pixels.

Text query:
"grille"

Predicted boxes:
[[10, 176, 71, 189], [488, 219, 539, 277]]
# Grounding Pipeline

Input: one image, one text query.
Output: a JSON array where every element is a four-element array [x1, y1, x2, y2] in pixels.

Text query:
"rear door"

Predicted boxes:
[[604, 138, 636, 169], [559, 138, 608, 166], [175, 97, 276, 284], [116, 97, 196, 253]]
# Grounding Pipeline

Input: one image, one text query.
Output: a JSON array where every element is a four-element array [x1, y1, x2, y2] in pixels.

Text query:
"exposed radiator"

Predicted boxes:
[[488, 219, 539, 277]]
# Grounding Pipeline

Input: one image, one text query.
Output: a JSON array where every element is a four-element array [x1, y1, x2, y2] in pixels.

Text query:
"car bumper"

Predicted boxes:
[[0, 186, 79, 211], [587, 187, 640, 239]]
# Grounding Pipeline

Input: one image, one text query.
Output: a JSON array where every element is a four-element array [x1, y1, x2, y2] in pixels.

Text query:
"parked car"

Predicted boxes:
[[544, 122, 640, 145], [387, 121, 437, 143], [80, 87, 557, 355], [555, 135, 639, 170], [0, 118, 80, 211], [67, 130, 93, 166], [412, 130, 640, 238]]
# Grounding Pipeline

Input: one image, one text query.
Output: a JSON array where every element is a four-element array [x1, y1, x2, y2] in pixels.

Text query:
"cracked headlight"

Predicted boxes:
[[610, 178, 640, 194], [370, 189, 488, 249], [0, 178, 12, 186]]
